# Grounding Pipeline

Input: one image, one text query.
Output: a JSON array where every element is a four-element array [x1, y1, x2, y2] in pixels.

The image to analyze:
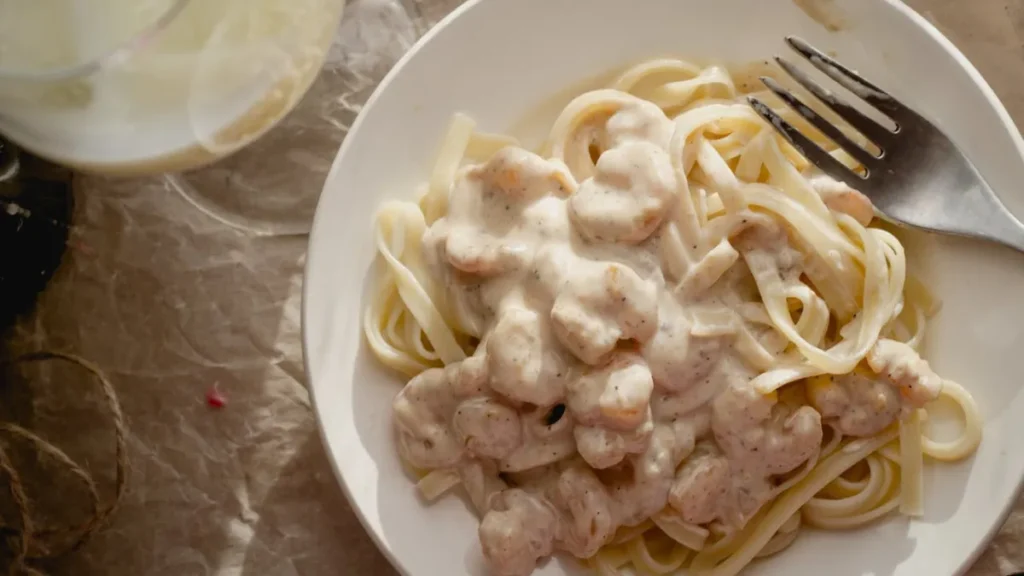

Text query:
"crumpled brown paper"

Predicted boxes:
[[2, 0, 1023, 574]]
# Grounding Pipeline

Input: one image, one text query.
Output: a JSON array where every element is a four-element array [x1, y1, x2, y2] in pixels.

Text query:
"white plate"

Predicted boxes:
[[303, 0, 1024, 574]]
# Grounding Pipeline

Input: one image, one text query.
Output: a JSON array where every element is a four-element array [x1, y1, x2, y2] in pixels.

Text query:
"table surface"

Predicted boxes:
[[5, 0, 1024, 574]]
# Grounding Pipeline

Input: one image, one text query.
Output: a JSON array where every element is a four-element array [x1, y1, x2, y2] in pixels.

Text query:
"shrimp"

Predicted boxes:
[[550, 263, 659, 365], [806, 371, 901, 437], [867, 339, 943, 409], [668, 443, 732, 525], [487, 306, 570, 407], [441, 147, 574, 276], [569, 141, 677, 244], [547, 463, 618, 558], [574, 410, 654, 470], [392, 368, 464, 470], [479, 489, 559, 576], [566, 353, 655, 431], [808, 173, 875, 226], [453, 397, 524, 460], [712, 379, 822, 476]]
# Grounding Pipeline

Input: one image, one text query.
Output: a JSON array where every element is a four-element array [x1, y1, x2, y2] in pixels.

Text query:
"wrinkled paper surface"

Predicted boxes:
[[4, 0, 1024, 574]]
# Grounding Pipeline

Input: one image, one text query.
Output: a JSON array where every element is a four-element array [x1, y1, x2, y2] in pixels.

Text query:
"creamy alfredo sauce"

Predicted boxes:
[[391, 99, 941, 576]]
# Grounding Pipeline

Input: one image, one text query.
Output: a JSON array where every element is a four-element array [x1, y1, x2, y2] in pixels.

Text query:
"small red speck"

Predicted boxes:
[[206, 388, 227, 409], [72, 240, 96, 256]]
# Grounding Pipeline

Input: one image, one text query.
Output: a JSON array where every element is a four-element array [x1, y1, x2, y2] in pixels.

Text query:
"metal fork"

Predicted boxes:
[[748, 36, 1024, 253]]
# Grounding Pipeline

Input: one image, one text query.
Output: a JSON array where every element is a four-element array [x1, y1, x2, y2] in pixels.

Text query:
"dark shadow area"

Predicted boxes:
[[0, 141, 73, 331]]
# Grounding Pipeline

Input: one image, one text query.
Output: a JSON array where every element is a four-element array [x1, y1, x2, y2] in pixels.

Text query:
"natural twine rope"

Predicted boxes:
[[0, 351, 128, 576]]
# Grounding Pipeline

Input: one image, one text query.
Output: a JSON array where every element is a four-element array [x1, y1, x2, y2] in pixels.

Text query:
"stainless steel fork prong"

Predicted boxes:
[[784, 36, 904, 118], [752, 37, 1024, 254], [759, 75, 879, 169], [772, 57, 896, 148], [747, 96, 863, 187]]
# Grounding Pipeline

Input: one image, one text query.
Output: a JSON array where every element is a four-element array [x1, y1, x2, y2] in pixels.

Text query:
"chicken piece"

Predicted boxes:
[[574, 409, 654, 469], [569, 141, 677, 244], [668, 444, 732, 525], [712, 379, 822, 477], [547, 463, 618, 558], [867, 339, 943, 409], [479, 489, 559, 576], [452, 397, 523, 460], [392, 368, 464, 469], [487, 306, 570, 407], [566, 354, 655, 431], [809, 173, 875, 226], [551, 263, 659, 365], [806, 372, 901, 437]]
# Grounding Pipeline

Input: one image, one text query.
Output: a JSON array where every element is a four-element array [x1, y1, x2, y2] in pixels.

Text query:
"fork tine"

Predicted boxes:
[[759, 76, 879, 168], [785, 36, 904, 119], [747, 96, 867, 187], [774, 57, 895, 148]]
